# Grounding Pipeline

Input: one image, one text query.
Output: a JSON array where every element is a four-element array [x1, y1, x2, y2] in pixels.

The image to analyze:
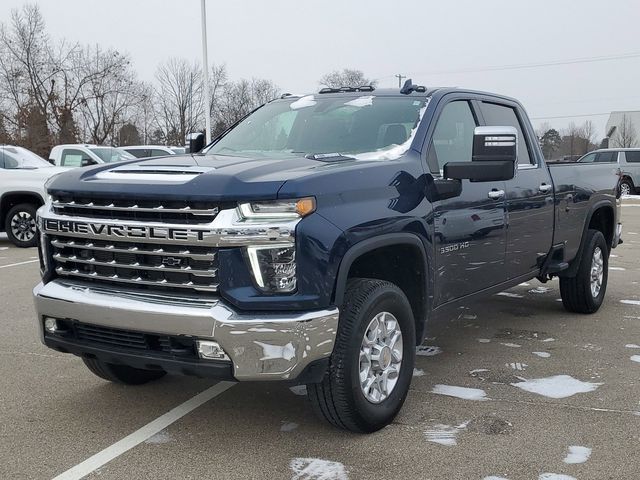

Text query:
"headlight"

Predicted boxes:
[[247, 244, 297, 293], [238, 197, 315, 220]]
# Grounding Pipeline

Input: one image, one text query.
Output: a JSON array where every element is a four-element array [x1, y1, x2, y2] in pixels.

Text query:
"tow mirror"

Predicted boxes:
[[81, 157, 98, 167], [444, 126, 517, 182], [186, 132, 205, 153]]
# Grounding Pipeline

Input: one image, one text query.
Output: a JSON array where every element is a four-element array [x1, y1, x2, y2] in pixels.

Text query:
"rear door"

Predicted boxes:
[[479, 100, 554, 278], [427, 98, 508, 305], [621, 151, 640, 187]]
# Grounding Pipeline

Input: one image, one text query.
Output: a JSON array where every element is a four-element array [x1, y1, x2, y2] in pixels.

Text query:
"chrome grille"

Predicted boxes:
[[51, 195, 220, 224], [50, 235, 219, 294]]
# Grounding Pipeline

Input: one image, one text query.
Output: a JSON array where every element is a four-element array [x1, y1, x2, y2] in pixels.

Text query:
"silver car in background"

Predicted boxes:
[[578, 148, 640, 195]]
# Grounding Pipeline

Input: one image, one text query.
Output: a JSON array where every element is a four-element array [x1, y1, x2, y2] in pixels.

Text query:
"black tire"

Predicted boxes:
[[5, 203, 38, 248], [82, 358, 166, 385], [307, 278, 416, 433], [620, 178, 635, 196], [560, 229, 608, 314]]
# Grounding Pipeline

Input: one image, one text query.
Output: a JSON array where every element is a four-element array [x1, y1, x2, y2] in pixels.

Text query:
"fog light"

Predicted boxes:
[[196, 340, 230, 361], [246, 244, 296, 293], [44, 317, 58, 333]]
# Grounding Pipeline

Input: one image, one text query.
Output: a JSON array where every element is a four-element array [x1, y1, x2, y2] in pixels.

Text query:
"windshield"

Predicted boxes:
[[1, 146, 52, 169], [89, 147, 135, 163], [205, 95, 428, 159]]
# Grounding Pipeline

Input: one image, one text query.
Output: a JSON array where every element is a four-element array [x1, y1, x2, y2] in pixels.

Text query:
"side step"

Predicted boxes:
[[544, 261, 569, 274]]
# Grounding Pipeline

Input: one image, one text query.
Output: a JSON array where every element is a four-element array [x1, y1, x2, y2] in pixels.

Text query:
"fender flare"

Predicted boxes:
[[561, 200, 615, 277], [333, 232, 429, 306]]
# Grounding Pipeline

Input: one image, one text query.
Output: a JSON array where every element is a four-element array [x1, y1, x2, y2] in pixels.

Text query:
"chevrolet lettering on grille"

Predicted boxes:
[[43, 219, 212, 242]]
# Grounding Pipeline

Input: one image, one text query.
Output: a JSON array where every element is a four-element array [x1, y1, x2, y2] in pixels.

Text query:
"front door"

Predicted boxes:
[[428, 99, 508, 306]]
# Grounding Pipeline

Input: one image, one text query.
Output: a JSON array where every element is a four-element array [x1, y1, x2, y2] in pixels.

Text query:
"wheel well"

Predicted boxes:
[[588, 206, 614, 250], [621, 175, 634, 186], [0, 193, 44, 230], [346, 244, 427, 344]]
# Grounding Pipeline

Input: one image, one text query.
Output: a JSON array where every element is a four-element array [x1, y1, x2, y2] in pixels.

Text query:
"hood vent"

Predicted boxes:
[[93, 165, 214, 182]]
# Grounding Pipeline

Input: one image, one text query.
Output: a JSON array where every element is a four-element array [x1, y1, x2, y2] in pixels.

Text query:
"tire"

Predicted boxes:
[[619, 179, 634, 197], [307, 278, 416, 433], [82, 358, 166, 385], [560, 229, 608, 314], [5, 203, 38, 248]]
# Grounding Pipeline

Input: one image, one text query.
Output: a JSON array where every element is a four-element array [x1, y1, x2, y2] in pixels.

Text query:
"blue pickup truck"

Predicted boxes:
[[34, 83, 623, 432]]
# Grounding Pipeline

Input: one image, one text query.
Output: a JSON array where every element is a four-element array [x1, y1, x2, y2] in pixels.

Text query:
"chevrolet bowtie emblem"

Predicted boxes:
[[161, 257, 182, 267]]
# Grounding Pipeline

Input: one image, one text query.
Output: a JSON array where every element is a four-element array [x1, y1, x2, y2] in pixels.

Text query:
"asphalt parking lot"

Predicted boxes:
[[1, 200, 639, 480]]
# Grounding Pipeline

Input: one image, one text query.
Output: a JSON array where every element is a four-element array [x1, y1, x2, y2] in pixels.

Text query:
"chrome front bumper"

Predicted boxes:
[[33, 280, 339, 381]]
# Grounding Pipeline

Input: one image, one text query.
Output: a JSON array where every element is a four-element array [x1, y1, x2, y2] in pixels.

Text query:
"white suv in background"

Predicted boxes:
[[577, 148, 640, 195], [49, 144, 134, 167], [121, 145, 176, 158], [0, 145, 66, 247]]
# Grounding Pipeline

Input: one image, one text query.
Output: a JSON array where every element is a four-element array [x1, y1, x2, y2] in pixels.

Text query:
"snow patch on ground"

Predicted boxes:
[[290, 458, 348, 480], [289, 385, 307, 396], [483, 477, 510, 480], [424, 421, 469, 446], [477, 338, 491, 343], [621, 299, 640, 306], [413, 368, 425, 377], [431, 384, 489, 401], [290, 95, 317, 110], [501, 342, 522, 348], [470, 368, 490, 374], [343, 95, 374, 107], [625, 344, 640, 349], [496, 292, 524, 298], [519, 282, 531, 287], [506, 362, 527, 371], [416, 345, 442, 356], [542, 338, 556, 343], [281, 421, 299, 432], [631, 355, 640, 363], [145, 429, 172, 444], [563, 445, 592, 464], [610, 266, 626, 271], [532, 351, 551, 358], [529, 286, 550, 294], [511, 375, 601, 399]]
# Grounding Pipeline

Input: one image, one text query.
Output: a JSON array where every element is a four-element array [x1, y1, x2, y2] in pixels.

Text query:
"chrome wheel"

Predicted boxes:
[[590, 247, 604, 298], [10, 211, 36, 243], [359, 311, 403, 404], [621, 183, 632, 196]]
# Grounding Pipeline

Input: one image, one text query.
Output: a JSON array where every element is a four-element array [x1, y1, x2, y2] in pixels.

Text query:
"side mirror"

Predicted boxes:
[[186, 132, 205, 153], [81, 157, 98, 167], [444, 126, 517, 182]]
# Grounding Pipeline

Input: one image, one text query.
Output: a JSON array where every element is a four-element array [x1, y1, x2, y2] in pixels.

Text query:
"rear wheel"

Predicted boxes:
[[560, 229, 608, 314], [82, 358, 166, 385], [5, 203, 38, 248], [620, 179, 634, 196], [307, 278, 415, 433]]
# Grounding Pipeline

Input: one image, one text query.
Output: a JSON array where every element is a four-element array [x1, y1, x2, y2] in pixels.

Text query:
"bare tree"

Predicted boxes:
[[613, 114, 638, 148], [319, 68, 375, 89], [154, 58, 203, 146], [579, 120, 596, 154]]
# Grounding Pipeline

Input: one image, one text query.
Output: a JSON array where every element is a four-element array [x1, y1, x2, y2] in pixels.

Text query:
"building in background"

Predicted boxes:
[[605, 111, 640, 148]]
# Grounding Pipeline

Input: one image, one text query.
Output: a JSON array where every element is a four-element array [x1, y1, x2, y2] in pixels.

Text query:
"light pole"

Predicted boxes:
[[201, 0, 212, 144]]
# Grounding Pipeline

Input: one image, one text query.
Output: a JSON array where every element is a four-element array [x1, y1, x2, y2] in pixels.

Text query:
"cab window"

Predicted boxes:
[[428, 101, 477, 172], [61, 149, 86, 167]]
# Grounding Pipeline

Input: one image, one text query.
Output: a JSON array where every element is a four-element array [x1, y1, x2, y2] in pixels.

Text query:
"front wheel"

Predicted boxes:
[[82, 358, 166, 385], [5, 203, 38, 248], [307, 278, 416, 433], [560, 229, 608, 314]]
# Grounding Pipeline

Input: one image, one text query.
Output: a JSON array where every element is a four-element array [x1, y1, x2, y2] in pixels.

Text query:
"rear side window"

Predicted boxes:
[[61, 149, 85, 167], [625, 151, 640, 163], [150, 149, 170, 157], [126, 149, 149, 158], [481, 102, 533, 165], [595, 151, 617, 163]]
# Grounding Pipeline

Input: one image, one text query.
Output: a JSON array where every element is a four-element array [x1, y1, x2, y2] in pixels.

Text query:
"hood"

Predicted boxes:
[[45, 153, 345, 201]]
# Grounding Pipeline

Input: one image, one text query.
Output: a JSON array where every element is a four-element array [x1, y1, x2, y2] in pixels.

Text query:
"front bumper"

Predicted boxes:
[[33, 280, 339, 381]]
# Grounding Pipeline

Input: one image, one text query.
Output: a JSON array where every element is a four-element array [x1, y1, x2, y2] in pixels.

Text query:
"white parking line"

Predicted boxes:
[[0, 259, 39, 269], [52, 381, 235, 480]]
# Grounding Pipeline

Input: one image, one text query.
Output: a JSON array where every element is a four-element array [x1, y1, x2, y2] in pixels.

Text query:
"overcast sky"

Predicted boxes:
[[1, 0, 639, 137]]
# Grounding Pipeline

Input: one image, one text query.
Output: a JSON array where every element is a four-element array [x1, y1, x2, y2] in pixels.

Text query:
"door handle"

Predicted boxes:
[[488, 189, 505, 200], [539, 183, 552, 193]]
